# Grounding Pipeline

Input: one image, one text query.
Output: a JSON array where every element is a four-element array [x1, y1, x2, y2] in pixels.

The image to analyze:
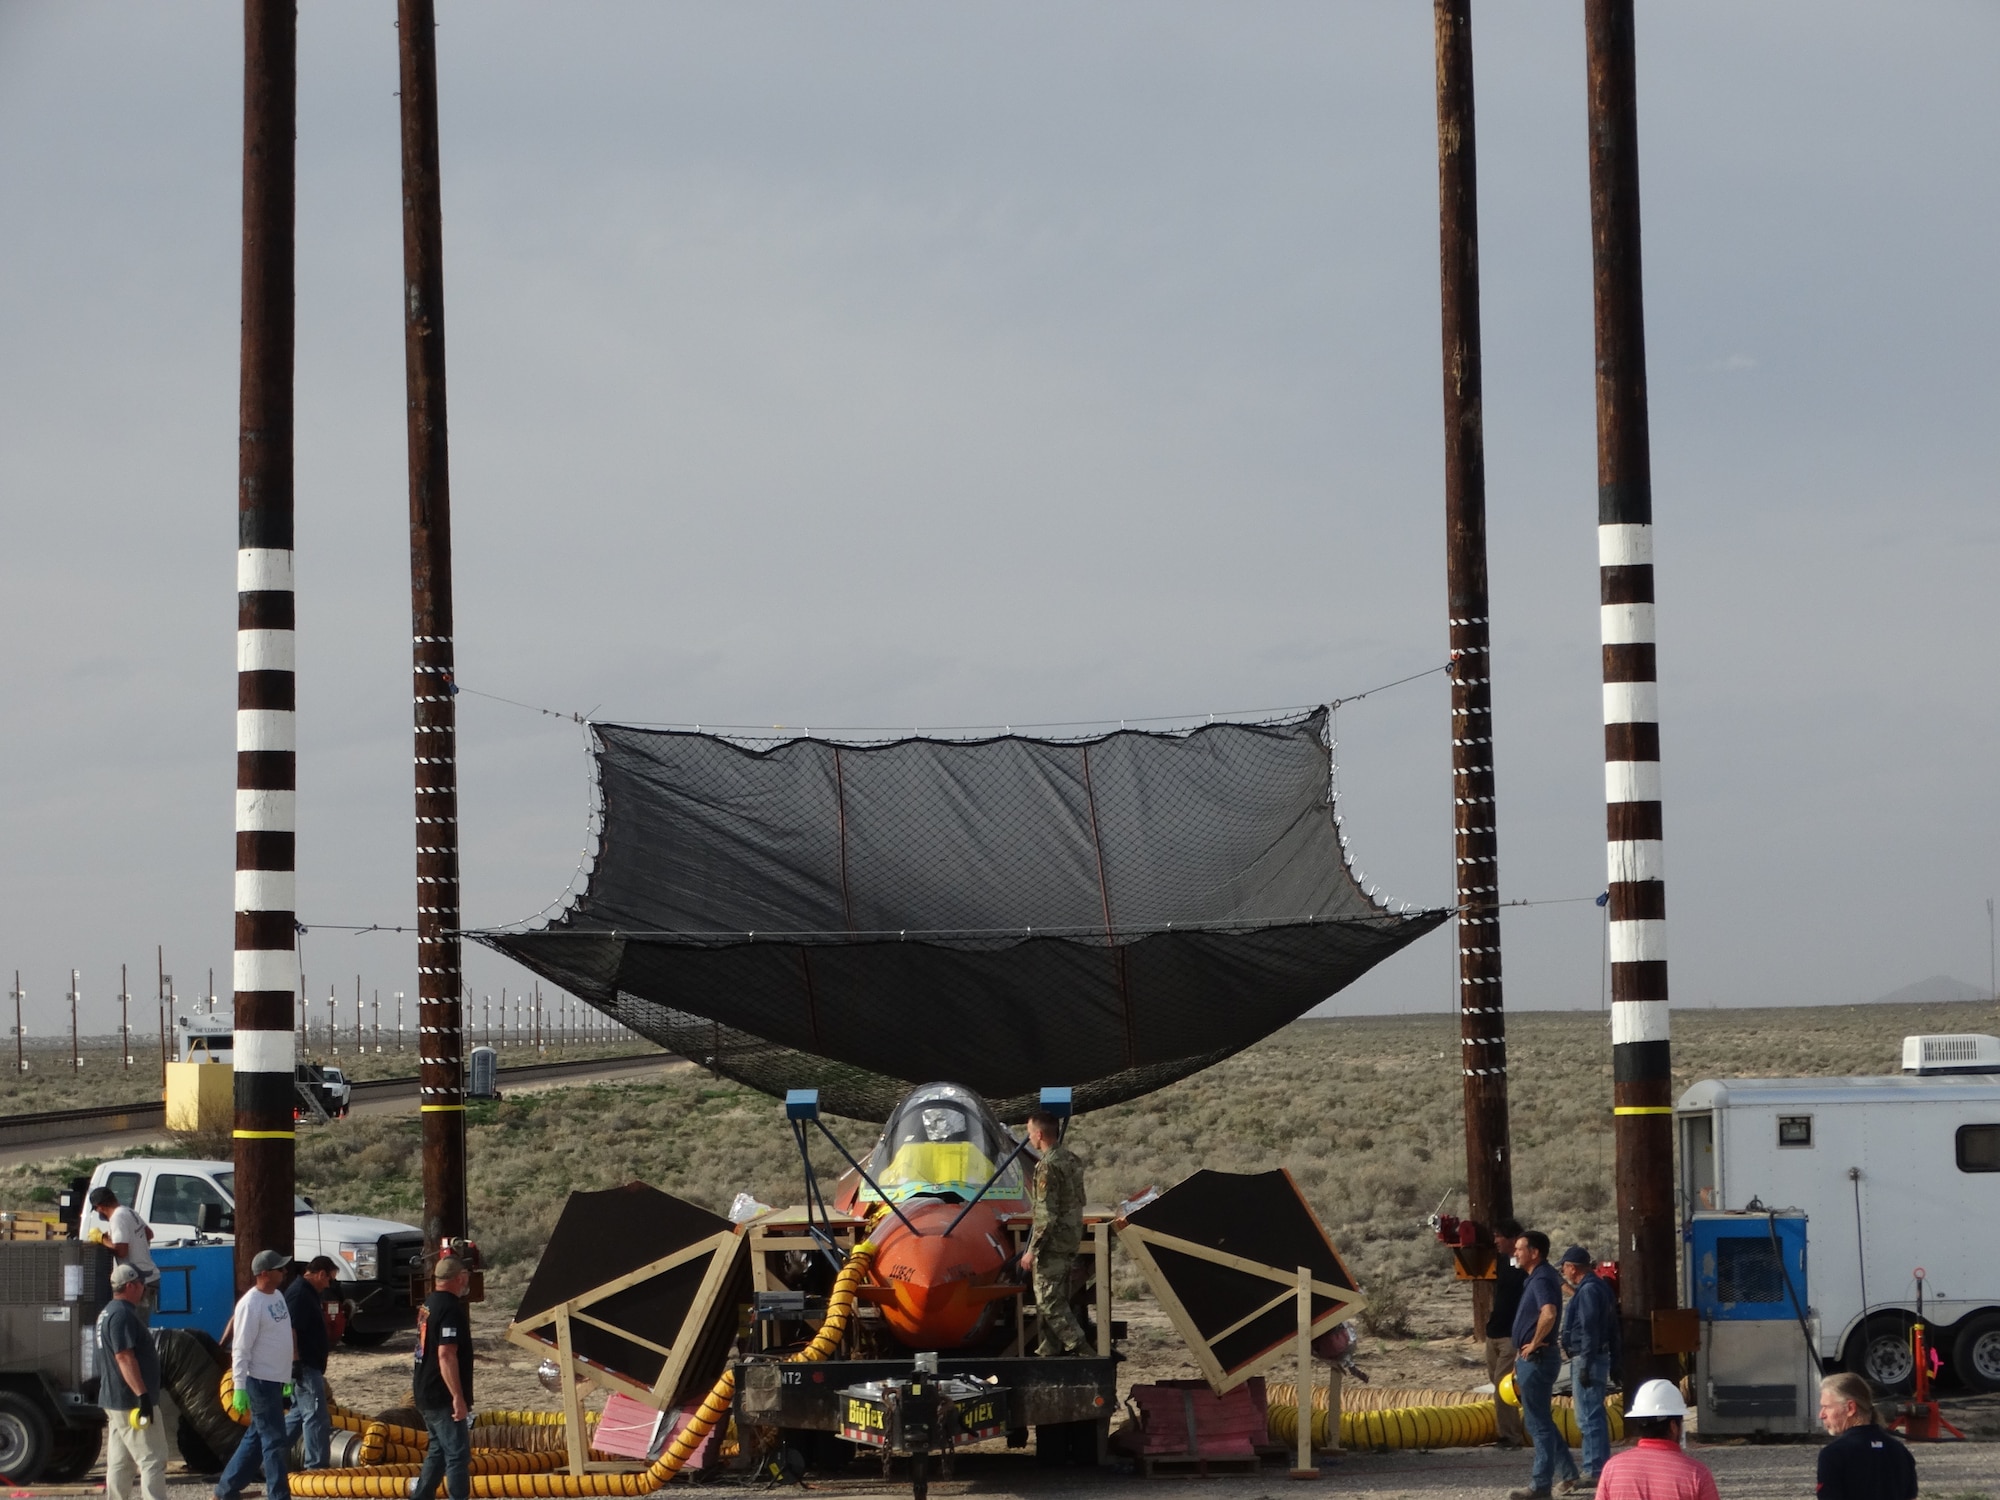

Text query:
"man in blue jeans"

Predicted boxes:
[[283, 1257, 339, 1469], [1559, 1245, 1620, 1485], [1508, 1231, 1580, 1500], [216, 1249, 295, 1500], [411, 1257, 475, 1500]]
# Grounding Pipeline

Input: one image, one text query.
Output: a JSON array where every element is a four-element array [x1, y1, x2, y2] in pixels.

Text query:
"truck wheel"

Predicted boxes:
[[1843, 1315, 1917, 1395], [40, 1424, 101, 1482], [1951, 1314, 2000, 1393], [0, 1391, 53, 1483]]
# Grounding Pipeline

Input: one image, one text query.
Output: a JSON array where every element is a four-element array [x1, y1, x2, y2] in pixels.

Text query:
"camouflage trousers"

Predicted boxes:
[[1033, 1251, 1087, 1355]]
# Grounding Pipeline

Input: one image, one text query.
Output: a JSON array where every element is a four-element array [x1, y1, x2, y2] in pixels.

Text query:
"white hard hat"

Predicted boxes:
[[1625, 1378, 1688, 1419]]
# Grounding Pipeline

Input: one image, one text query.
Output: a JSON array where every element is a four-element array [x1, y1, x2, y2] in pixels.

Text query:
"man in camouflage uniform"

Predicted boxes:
[[1022, 1109, 1088, 1356]]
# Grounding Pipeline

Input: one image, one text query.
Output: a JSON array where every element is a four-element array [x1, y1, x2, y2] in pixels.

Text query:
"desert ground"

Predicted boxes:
[[0, 1033, 653, 1115], [3, 999, 1996, 1484]]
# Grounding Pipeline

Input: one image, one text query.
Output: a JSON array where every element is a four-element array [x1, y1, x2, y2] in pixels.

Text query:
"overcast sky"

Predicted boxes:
[[1, 2, 1994, 1043]]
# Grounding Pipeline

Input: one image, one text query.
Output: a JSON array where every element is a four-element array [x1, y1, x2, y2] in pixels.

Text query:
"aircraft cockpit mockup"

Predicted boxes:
[[852, 1083, 1028, 1209]]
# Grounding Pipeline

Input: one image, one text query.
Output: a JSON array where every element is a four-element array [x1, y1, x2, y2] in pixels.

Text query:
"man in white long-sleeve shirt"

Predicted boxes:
[[214, 1249, 295, 1500]]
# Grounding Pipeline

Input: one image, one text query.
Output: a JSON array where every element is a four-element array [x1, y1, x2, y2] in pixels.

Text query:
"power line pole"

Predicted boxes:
[[398, 0, 467, 1258], [232, 0, 299, 1293], [10, 973, 20, 1075], [1585, 0, 1676, 1389], [121, 965, 131, 1070], [1432, 1, 1514, 1314]]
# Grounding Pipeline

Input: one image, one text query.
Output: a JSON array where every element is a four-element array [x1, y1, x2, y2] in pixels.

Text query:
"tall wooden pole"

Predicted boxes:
[[398, 0, 468, 1255], [1584, 0, 1676, 1388], [1433, 0, 1514, 1311], [231, 0, 299, 1292]]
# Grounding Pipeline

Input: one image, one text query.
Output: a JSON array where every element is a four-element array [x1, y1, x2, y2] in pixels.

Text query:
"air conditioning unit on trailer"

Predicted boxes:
[[1901, 1034, 2000, 1076]]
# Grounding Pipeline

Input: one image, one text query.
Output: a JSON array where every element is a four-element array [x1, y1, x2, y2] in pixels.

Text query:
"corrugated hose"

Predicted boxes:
[[1265, 1383, 1623, 1451], [285, 1243, 875, 1497]]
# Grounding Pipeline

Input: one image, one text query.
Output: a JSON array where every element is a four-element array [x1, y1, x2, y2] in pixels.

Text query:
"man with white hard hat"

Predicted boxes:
[[1592, 1380, 1718, 1500]]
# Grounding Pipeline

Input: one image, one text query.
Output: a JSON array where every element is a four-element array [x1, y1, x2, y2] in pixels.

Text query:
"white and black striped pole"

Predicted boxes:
[[231, 0, 298, 1290], [1586, 0, 1676, 1387]]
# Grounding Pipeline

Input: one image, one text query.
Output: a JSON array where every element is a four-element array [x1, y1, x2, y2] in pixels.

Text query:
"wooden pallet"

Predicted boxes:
[[1138, 1452, 1262, 1478]]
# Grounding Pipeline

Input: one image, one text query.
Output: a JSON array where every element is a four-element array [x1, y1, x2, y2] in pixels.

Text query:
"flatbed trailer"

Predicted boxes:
[[734, 1353, 1118, 1434], [742, 1203, 1121, 1473]]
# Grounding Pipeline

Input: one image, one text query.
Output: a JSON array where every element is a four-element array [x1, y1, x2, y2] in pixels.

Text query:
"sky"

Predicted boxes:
[[1, 2, 1994, 1042]]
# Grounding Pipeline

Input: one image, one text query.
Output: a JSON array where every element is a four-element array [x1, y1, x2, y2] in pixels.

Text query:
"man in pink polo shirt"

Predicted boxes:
[[1595, 1381, 1718, 1500]]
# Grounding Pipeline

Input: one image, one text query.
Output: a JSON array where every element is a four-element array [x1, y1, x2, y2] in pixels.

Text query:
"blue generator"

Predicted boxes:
[[150, 1243, 237, 1341], [1686, 1211, 1817, 1435]]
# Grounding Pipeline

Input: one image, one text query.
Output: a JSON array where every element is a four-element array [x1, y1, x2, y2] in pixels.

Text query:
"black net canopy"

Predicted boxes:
[[474, 708, 1443, 1120]]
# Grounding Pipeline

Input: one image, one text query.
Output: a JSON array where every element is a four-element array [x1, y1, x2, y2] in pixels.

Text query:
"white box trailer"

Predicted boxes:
[[1675, 1033, 2000, 1393]]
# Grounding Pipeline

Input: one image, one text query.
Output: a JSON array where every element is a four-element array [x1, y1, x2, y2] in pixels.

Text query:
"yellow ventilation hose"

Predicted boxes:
[[289, 1244, 875, 1498], [1266, 1386, 1623, 1452]]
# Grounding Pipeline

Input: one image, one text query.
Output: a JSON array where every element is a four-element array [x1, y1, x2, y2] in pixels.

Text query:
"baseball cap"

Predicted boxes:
[[109, 1264, 144, 1289], [89, 1187, 118, 1208], [1559, 1244, 1592, 1268], [250, 1249, 290, 1274], [434, 1256, 467, 1282]]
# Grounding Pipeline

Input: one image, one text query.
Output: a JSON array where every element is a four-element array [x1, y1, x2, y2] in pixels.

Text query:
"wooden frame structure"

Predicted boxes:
[[506, 1221, 746, 1474], [1114, 1168, 1366, 1404]]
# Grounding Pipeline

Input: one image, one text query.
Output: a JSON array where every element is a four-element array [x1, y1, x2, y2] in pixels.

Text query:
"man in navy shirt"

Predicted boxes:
[[1509, 1230, 1580, 1499], [283, 1256, 338, 1469], [1817, 1373, 1917, 1500], [1558, 1246, 1620, 1483]]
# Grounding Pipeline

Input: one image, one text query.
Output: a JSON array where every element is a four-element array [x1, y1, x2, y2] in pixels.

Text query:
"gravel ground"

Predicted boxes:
[[136, 1438, 1997, 1500]]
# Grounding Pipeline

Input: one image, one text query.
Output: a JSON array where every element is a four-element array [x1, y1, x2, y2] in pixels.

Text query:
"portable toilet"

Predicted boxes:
[[468, 1046, 499, 1099]]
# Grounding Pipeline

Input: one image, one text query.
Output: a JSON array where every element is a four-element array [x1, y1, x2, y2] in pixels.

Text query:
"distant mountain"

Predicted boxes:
[[1872, 975, 1991, 1006]]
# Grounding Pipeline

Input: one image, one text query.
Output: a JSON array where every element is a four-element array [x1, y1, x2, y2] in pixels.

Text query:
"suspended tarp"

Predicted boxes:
[[473, 708, 1443, 1119]]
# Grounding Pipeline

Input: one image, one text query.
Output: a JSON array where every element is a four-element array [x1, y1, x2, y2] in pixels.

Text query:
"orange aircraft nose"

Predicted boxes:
[[858, 1199, 1023, 1351]]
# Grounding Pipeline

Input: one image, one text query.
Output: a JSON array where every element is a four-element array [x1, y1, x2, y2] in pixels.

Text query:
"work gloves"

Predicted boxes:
[[132, 1393, 154, 1428], [230, 1388, 249, 1417]]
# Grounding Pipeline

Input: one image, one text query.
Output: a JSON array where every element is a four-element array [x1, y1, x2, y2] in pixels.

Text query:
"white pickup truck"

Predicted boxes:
[[85, 1158, 424, 1344]]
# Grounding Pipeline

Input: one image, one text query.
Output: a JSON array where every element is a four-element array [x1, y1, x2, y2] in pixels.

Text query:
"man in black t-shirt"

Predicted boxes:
[[411, 1257, 474, 1500], [1484, 1218, 1526, 1449]]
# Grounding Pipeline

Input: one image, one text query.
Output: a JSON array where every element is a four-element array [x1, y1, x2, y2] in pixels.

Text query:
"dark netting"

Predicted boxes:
[[474, 708, 1445, 1120]]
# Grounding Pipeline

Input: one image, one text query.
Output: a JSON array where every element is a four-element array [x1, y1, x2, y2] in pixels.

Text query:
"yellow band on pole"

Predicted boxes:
[[419, 1104, 467, 1112], [232, 1129, 295, 1139], [1613, 1106, 1674, 1116]]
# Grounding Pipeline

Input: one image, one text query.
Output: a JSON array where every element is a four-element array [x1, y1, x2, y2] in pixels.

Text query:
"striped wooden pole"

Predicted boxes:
[[1433, 0, 1515, 1284], [231, 0, 298, 1290], [1586, 0, 1676, 1386], [398, 0, 468, 1253]]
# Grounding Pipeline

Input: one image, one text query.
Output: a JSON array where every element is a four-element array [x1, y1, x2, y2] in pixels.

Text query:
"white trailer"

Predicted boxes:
[[1676, 1033, 2000, 1393]]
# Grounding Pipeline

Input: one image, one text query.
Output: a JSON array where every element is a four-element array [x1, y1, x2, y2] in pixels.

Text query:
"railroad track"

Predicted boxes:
[[0, 1051, 676, 1150]]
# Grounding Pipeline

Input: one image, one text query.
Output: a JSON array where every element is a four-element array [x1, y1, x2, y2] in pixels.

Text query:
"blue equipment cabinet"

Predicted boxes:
[[1686, 1211, 1815, 1435], [150, 1242, 236, 1340]]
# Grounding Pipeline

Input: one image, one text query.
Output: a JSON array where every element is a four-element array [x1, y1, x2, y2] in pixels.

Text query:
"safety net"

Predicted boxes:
[[473, 707, 1444, 1120]]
